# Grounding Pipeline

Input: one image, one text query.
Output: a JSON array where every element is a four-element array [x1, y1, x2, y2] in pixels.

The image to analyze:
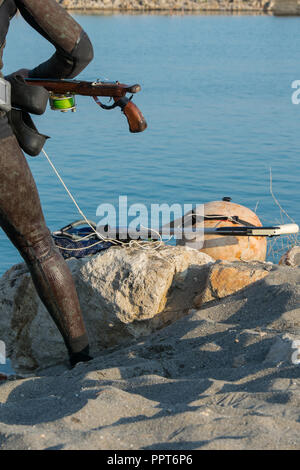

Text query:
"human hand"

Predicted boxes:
[[5, 68, 30, 80]]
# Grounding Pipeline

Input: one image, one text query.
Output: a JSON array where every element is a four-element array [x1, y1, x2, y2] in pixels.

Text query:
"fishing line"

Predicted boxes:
[[41, 147, 163, 251], [42, 147, 120, 247]]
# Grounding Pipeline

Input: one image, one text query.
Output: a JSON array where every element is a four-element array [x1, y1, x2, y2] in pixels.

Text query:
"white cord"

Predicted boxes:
[[42, 147, 163, 251], [42, 147, 122, 246]]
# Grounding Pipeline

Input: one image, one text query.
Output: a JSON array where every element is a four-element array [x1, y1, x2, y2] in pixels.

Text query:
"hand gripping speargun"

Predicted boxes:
[[25, 78, 147, 133]]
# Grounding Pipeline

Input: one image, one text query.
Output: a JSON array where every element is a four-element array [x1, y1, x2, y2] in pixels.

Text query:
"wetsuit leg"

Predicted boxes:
[[0, 133, 89, 358]]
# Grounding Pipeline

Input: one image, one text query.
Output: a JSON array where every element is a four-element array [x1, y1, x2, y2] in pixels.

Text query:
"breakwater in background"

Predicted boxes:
[[59, 0, 272, 12], [57, 0, 300, 15]]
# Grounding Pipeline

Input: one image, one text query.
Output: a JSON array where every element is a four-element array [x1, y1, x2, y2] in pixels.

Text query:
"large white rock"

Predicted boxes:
[[0, 245, 213, 373]]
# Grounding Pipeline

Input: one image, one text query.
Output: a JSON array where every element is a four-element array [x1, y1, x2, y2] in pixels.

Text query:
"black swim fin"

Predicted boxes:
[[69, 345, 93, 368]]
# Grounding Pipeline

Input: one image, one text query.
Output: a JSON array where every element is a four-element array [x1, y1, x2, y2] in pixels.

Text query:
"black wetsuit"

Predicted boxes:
[[0, 0, 94, 366]]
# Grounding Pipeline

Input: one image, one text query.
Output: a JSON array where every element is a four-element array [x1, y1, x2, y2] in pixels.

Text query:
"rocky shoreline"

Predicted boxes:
[[56, 0, 300, 16], [0, 246, 299, 450], [0, 245, 299, 374], [58, 0, 277, 14]]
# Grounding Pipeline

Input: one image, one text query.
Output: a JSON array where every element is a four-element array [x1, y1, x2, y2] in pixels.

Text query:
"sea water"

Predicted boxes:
[[1, 12, 300, 274]]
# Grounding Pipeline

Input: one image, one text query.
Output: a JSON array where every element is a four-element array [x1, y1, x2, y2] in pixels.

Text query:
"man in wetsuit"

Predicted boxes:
[[0, 0, 94, 367]]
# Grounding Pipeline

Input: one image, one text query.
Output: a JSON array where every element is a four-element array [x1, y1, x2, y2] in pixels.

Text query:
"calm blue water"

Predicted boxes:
[[1, 13, 300, 274]]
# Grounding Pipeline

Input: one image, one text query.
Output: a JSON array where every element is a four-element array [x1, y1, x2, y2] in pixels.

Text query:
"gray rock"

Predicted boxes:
[[0, 245, 213, 373]]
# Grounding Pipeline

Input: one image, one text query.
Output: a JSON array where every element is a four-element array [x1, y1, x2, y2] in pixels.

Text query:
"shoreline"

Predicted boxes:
[[66, 9, 271, 15], [57, 1, 300, 16], [67, 9, 269, 13], [58, 1, 276, 14]]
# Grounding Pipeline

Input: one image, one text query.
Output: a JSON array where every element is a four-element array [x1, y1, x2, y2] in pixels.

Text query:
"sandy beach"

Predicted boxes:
[[0, 262, 299, 450]]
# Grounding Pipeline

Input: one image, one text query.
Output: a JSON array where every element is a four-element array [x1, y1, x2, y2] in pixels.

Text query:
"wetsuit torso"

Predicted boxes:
[[0, 0, 94, 367], [0, 0, 93, 136]]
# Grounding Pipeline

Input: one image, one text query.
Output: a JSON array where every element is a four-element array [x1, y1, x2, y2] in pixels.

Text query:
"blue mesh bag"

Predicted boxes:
[[52, 219, 112, 259]]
